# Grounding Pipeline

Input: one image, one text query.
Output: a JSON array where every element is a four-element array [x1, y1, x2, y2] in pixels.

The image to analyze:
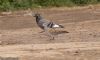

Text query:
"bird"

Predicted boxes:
[[32, 13, 68, 40]]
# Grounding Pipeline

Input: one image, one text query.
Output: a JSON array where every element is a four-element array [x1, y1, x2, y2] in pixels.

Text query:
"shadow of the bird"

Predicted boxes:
[[48, 28, 69, 35]]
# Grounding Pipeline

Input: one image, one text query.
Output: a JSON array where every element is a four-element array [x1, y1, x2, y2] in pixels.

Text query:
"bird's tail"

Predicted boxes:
[[56, 29, 69, 33], [59, 25, 64, 28]]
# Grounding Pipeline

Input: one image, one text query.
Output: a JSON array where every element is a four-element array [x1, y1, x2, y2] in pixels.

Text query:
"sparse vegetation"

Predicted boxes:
[[0, 0, 100, 11]]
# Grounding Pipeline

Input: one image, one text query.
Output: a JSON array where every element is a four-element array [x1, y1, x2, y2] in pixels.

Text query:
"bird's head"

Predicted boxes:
[[32, 13, 41, 17], [32, 13, 43, 20]]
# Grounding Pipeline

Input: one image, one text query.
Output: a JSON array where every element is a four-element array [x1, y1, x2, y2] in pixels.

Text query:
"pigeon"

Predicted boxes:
[[32, 13, 67, 40]]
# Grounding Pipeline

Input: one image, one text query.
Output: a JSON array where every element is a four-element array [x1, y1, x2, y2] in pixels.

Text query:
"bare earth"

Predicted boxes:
[[0, 6, 100, 60]]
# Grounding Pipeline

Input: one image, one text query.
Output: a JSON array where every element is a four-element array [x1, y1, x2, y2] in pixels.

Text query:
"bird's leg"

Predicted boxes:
[[53, 28, 56, 33], [46, 30, 54, 40], [44, 27, 55, 40]]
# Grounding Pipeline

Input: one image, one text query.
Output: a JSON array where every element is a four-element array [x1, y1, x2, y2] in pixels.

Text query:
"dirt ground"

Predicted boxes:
[[0, 5, 100, 60]]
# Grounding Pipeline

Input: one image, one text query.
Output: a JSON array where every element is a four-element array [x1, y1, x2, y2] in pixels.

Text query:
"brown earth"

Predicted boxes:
[[0, 6, 100, 60]]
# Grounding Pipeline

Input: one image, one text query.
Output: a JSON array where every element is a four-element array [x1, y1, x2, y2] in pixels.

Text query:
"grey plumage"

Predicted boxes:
[[33, 13, 64, 29], [33, 13, 64, 40]]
